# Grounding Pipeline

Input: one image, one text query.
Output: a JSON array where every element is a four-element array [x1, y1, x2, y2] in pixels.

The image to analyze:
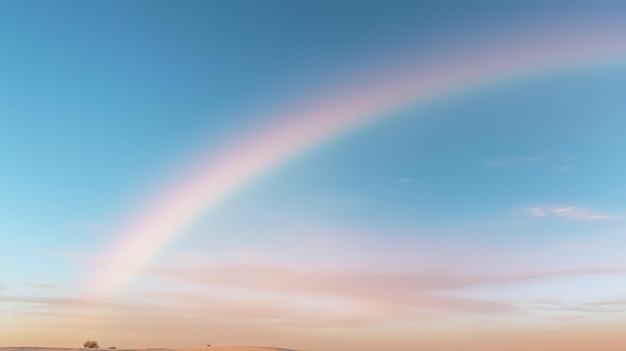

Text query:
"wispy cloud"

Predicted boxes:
[[394, 178, 415, 184], [485, 160, 508, 166], [3, 264, 625, 348], [523, 206, 620, 221], [144, 261, 626, 316], [145, 263, 515, 315], [551, 165, 572, 172], [517, 156, 547, 162], [485, 154, 578, 170], [532, 297, 626, 314], [18, 282, 58, 290], [485, 155, 546, 166]]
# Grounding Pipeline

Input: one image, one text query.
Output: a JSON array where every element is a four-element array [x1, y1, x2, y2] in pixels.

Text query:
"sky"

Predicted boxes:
[[2, 1, 626, 350]]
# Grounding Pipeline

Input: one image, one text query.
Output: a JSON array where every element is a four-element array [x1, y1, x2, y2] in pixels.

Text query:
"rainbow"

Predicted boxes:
[[88, 25, 626, 299]]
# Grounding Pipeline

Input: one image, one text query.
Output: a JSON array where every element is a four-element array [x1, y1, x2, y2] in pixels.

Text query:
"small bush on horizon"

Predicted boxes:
[[83, 340, 100, 349]]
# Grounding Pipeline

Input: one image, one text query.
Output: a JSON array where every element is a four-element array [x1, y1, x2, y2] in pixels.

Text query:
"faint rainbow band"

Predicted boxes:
[[87, 25, 626, 300]]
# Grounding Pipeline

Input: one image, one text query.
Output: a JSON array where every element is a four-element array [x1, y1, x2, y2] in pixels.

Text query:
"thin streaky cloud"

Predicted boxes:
[[551, 165, 572, 172], [523, 206, 621, 221], [525, 206, 549, 217], [0, 295, 135, 310], [485, 154, 580, 167], [18, 282, 58, 290], [516, 156, 545, 162], [146, 261, 626, 295], [394, 178, 415, 184], [484, 155, 546, 166], [485, 160, 507, 166]]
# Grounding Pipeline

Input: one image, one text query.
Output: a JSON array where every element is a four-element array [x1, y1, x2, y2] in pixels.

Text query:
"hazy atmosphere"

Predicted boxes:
[[2, 1, 626, 350]]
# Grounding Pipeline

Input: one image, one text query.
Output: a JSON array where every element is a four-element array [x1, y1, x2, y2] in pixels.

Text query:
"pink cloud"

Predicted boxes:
[[523, 206, 620, 221]]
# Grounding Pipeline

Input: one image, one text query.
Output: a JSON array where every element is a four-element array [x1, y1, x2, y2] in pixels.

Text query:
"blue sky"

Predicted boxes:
[[2, 1, 626, 350]]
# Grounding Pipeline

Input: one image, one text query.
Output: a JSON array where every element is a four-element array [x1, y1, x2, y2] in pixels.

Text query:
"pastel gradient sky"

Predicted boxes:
[[2, 1, 626, 350]]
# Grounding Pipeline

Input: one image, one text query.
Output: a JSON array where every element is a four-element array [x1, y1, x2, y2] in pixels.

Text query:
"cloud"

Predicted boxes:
[[532, 297, 626, 314], [551, 165, 572, 172], [485, 155, 545, 166], [394, 178, 415, 184], [144, 262, 517, 315], [143, 260, 626, 318], [3, 264, 625, 347], [516, 156, 545, 162], [0, 295, 134, 311], [485, 154, 579, 169], [485, 160, 507, 166], [523, 206, 620, 221], [18, 282, 57, 290]]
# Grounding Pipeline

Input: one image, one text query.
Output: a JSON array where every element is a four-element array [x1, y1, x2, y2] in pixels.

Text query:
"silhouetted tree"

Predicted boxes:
[[83, 340, 99, 349]]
